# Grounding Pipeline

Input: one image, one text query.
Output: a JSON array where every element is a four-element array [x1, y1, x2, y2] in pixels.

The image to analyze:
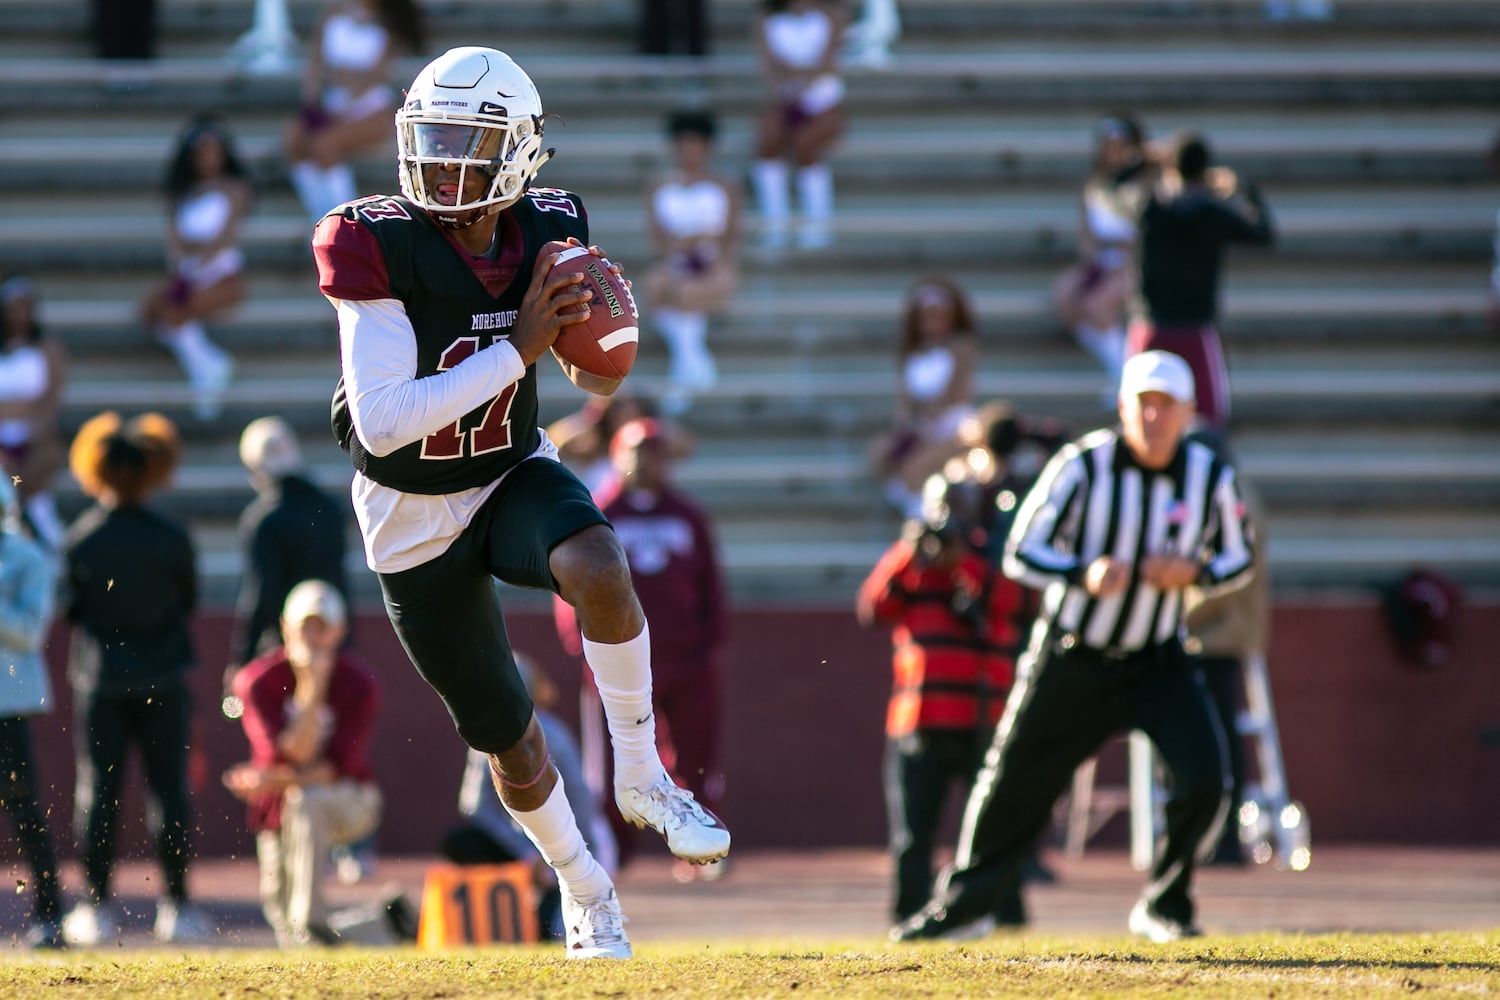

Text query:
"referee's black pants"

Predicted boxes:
[[884, 730, 1025, 925], [932, 637, 1229, 928]]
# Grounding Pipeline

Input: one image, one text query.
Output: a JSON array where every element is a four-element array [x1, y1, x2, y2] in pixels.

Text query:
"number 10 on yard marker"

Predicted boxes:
[[416, 863, 540, 949]]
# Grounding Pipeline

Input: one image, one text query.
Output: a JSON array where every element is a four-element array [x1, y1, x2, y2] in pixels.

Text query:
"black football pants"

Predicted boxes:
[[933, 638, 1229, 927], [378, 457, 609, 755]]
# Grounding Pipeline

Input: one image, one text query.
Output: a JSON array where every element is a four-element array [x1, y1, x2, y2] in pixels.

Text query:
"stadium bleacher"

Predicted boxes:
[[1, 0, 1497, 605]]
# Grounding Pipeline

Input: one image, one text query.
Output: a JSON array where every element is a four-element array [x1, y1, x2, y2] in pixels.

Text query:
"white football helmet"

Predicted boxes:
[[395, 47, 554, 226]]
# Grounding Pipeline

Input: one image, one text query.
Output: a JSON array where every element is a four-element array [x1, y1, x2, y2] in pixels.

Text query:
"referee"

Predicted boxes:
[[893, 350, 1254, 944]]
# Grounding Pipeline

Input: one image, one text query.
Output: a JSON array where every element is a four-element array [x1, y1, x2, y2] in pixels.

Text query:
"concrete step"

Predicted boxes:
[[5, 43, 1499, 114], [31, 277, 1494, 351], [4, 0, 1499, 40], [3, 116, 1493, 197], [45, 488, 1500, 607], [50, 360, 1500, 436], [56, 430, 1495, 522], [1, 186, 1492, 268]]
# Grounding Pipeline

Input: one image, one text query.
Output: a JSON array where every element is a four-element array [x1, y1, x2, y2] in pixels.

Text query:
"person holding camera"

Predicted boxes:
[[856, 477, 1028, 929], [893, 351, 1253, 945]]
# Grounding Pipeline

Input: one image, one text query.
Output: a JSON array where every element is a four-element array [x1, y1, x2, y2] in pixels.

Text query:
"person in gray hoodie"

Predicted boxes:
[[0, 471, 65, 948]]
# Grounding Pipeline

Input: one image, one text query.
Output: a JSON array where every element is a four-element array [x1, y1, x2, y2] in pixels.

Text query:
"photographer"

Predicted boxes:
[[856, 476, 1027, 929]]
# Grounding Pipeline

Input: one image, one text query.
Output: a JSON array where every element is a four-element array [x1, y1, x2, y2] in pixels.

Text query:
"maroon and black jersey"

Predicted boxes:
[[315, 189, 589, 495]]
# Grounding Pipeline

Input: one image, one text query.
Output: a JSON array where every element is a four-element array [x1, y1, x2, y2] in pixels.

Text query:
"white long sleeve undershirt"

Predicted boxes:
[[336, 297, 525, 457], [333, 296, 557, 574]]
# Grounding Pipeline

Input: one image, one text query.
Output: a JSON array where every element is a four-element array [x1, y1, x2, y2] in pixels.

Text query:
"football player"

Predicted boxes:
[[311, 46, 730, 959]]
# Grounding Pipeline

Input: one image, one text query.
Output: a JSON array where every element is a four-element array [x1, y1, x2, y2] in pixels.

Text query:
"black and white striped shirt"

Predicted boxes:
[[1002, 428, 1254, 655]]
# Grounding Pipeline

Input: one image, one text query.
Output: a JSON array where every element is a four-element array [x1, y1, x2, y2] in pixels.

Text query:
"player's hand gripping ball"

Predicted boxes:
[[543, 241, 639, 379]]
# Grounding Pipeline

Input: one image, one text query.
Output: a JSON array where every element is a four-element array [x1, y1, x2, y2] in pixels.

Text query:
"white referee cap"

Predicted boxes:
[[1119, 350, 1196, 404], [282, 579, 347, 627]]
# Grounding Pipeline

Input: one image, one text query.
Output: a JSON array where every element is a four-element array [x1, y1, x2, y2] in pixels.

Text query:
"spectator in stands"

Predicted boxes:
[[0, 473, 66, 949], [139, 115, 248, 421], [441, 650, 614, 941], [1129, 131, 1275, 430], [638, 0, 710, 56], [227, 416, 350, 691], [0, 275, 68, 547], [1053, 114, 1150, 396], [284, 0, 427, 223], [547, 391, 692, 496], [91, 0, 157, 58], [857, 473, 1028, 927], [553, 418, 728, 880], [223, 580, 382, 947], [1488, 129, 1500, 333], [59, 411, 215, 946], [1185, 463, 1271, 867], [1264, 0, 1332, 19], [843, 0, 900, 68], [645, 109, 743, 412], [548, 393, 652, 497], [869, 277, 980, 517], [751, 0, 848, 250]]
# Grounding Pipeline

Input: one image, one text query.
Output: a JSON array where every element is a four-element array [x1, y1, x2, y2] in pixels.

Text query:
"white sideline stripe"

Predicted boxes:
[[598, 327, 638, 352]]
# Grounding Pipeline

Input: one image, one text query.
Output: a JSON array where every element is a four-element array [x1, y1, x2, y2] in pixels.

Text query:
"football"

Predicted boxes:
[[543, 240, 639, 380]]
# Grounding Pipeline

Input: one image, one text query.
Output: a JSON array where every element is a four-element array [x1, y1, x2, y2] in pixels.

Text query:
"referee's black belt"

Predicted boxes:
[[1051, 632, 1180, 665]]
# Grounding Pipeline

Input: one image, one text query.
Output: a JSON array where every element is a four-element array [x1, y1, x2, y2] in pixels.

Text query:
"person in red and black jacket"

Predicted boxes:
[[856, 480, 1027, 928]]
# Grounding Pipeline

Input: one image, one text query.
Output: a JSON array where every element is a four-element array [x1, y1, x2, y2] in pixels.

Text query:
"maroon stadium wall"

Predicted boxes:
[[24, 600, 1499, 859]]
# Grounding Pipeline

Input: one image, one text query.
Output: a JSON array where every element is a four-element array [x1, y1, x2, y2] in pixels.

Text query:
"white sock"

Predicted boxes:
[[289, 161, 332, 222], [656, 308, 715, 390], [795, 164, 834, 223], [582, 623, 666, 791], [323, 163, 356, 209], [1075, 322, 1126, 382], [795, 164, 834, 247], [751, 159, 791, 237], [503, 776, 614, 903]]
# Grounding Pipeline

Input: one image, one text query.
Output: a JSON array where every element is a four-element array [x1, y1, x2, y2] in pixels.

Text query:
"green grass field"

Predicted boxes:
[[3, 932, 1497, 999]]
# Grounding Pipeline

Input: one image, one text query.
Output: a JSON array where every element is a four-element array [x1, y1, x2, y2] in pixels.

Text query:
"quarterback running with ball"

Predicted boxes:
[[312, 47, 730, 959]]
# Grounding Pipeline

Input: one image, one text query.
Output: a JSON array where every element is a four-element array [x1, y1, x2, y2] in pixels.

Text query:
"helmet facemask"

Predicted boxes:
[[396, 109, 553, 228]]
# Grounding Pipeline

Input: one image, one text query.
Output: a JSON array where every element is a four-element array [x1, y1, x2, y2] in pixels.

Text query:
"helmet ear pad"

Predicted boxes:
[[395, 47, 553, 222]]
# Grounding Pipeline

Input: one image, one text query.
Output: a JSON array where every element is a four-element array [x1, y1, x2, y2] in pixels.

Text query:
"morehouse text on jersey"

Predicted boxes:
[[312, 187, 591, 572]]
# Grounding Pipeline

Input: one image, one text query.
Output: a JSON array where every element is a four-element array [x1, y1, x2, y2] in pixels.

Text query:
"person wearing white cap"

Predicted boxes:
[[223, 579, 383, 947], [894, 348, 1254, 946], [228, 417, 349, 682]]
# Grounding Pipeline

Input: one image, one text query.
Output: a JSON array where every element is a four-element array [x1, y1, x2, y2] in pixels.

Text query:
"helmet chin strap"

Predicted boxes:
[[430, 202, 502, 230], [427, 148, 554, 230]]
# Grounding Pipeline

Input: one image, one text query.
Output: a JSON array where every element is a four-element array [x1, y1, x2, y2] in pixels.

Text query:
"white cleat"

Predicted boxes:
[[561, 888, 632, 960], [61, 902, 119, 947], [154, 899, 217, 944], [617, 777, 731, 864]]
